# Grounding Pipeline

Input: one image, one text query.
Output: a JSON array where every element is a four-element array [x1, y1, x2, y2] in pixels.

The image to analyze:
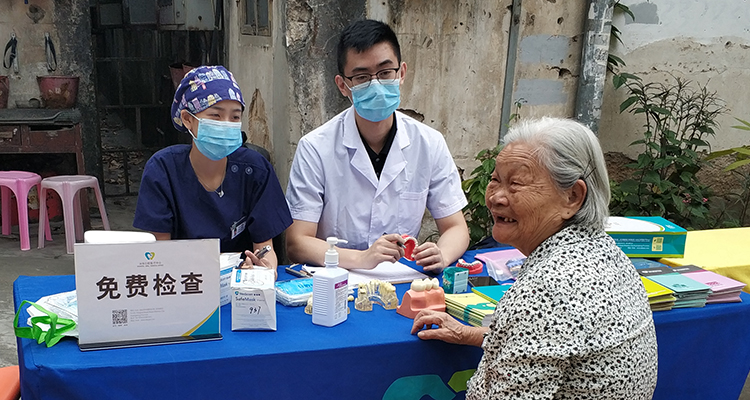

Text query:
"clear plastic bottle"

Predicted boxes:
[[312, 237, 349, 327]]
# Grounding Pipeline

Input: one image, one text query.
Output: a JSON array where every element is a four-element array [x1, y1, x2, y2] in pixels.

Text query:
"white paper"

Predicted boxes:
[[26, 290, 80, 337], [303, 261, 428, 289]]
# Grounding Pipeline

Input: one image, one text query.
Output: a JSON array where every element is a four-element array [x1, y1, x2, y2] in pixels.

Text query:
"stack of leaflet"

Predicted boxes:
[[670, 265, 746, 304], [471, 284, 513, 305], [444, 293, 496, 327], [638, 266, 711, 308], [640, 276, 676, 311]]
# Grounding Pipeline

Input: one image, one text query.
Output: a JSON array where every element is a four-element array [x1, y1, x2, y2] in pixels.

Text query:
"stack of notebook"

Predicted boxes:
[[471, 284, 513, 305], [638, 266, 712, 308], [640, 276, 676, 311], [670, 265, 746, 303], [444, 293, 496, 327]]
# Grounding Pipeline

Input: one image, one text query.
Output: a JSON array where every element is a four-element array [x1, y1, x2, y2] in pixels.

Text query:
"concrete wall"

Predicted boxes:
[[225, 0, 366, 188], [600, 0, 750, 158], [0, 0, 99, 177], [505, 0, 587, 126], [224, 0, 593, 183], [385, 0, 512, 175]]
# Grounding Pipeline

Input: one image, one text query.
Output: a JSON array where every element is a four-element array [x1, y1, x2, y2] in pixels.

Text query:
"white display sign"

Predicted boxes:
[[74, 239, 221, 350]]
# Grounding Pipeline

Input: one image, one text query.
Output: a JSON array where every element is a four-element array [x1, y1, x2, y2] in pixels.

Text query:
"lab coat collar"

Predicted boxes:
[[342, 108, 409, 195]]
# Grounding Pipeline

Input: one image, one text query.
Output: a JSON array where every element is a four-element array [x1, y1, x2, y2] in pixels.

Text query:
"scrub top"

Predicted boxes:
[[134, 145, 292, 253], [286, 107, 467, 250]]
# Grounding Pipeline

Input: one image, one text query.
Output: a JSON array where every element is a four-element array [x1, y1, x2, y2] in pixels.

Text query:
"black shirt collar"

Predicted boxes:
[[360, 113, 397, 179]]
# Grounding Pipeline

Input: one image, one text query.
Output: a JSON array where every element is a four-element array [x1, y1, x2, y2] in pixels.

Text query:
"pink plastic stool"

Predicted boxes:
[[0, 171, 52, 251], [38, 175, 111, 254], [0, 365, 20, 400]]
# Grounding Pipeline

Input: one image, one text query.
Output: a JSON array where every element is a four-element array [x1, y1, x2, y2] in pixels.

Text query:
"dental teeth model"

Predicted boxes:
[[401, 235, 418, 261], [354, 279, 399, 312], [396, 277, 445, 319], [456, 258, 484, 275]]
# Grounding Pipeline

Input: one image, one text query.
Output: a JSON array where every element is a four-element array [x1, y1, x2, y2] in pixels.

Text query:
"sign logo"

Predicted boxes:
[[145, 252, 156, 260]]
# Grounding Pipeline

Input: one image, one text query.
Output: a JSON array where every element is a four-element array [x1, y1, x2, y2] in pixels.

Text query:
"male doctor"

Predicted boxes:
[[285, 19, 469, 272]]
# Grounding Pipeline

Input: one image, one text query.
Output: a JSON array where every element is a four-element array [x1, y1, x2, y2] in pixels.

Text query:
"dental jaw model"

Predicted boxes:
[[401, 235, 418, 261], [397, 278, 445, 319], [354, 280, 399, 312]]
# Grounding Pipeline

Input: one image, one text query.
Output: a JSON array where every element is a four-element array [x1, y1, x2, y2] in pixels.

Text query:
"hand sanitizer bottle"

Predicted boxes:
[[312, 237, 349, 327]]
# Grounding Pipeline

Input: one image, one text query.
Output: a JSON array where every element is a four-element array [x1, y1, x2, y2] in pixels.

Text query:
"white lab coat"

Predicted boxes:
[[286, 107, 467, 250]]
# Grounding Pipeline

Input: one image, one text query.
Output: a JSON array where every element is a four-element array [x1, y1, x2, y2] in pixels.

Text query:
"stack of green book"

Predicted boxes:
[[640, 276, 676, 311], [444, 293, 496, 327]]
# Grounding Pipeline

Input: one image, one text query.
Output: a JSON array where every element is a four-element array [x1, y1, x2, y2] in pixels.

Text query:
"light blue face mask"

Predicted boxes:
[[188, 113, 243, 161], [349, 79, 401, 122]]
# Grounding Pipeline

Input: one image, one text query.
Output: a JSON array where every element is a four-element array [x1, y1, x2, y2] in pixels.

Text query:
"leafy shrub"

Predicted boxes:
[[609, 74, 726, 229]]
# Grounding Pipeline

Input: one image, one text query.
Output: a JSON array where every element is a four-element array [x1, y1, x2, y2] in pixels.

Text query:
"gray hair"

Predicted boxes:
[[501, 117, 610, 229]]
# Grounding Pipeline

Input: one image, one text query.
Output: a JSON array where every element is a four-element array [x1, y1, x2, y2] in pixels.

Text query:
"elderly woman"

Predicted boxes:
[[411, 117, 657, 399], [134, 65, 292, 270]]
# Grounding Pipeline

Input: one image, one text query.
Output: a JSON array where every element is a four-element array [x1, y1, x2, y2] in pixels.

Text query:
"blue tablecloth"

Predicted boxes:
[[13, 249, 750, 400]]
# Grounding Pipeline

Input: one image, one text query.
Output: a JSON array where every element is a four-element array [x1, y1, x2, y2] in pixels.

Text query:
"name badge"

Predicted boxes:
[[231, 216, 248, 239]]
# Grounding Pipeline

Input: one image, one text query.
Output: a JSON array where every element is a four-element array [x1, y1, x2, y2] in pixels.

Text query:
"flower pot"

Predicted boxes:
[[37, 76, 79, 109], [0, 76, 8, 109]]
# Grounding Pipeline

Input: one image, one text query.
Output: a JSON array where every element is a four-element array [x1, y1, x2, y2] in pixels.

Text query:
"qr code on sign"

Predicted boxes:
[[112, 309, 127, 326]]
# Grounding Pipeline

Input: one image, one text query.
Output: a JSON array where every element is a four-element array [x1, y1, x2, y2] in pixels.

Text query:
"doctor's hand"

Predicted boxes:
[[413, 242, 446, 273], [242, 249, 278, 280], [358, 234, 405, 270]]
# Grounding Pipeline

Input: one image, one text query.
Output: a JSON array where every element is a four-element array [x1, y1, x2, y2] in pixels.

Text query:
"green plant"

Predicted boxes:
[[609, 74, 727, 229], [608, 2, 634, 86], [460, 100, 525, 247], [462, 143, 503, 246], [705, 118, 750, 226]]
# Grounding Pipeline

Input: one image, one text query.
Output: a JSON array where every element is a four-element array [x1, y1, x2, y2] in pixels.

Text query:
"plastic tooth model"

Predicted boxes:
[[397, 277, 446, 319], [456, 258, 484, 275], [354, 279, 399, 312], [401, 235, 418, 261]]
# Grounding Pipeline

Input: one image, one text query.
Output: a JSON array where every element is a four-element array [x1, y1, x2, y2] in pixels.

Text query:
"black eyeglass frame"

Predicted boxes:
[[343, 66, 402, 88]]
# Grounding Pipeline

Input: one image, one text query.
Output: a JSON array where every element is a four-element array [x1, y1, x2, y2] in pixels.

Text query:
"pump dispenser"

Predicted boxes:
[[312, 237, 349, 327]]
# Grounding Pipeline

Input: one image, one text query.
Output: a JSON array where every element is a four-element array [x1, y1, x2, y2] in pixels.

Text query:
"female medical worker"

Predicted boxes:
[[134, 65, 292, 270]]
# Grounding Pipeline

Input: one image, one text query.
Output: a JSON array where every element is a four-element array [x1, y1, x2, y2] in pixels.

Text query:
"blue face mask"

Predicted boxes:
[[188, 114, 243, 161], [349, 79, 401, 122]]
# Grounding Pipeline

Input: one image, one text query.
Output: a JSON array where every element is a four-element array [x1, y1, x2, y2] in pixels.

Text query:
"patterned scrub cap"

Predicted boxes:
[[171, 65, 245, 132]]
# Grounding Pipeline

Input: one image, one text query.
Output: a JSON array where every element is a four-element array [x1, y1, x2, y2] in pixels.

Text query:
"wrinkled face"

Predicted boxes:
[[485, 142, 572, 256]]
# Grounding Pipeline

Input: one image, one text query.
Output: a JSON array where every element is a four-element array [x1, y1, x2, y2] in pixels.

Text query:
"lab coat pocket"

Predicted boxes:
[[397, 188, 428, 235]]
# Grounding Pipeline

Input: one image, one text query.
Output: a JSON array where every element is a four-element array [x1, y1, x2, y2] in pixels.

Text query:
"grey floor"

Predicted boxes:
[[1, 196, 750, 399]]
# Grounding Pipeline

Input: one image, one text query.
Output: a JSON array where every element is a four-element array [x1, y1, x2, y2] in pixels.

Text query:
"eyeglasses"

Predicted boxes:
[[344, 67, 401, 88]]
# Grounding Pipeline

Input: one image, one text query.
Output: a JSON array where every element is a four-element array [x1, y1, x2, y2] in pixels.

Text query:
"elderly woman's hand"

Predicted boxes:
[[411, 309, 488, 347]]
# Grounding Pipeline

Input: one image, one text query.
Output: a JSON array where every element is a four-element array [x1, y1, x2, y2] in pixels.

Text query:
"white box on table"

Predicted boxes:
[[230, 267, 277, 331]]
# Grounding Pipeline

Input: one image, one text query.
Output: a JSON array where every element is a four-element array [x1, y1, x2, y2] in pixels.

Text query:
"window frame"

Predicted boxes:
[[240, 0, 272, 37]]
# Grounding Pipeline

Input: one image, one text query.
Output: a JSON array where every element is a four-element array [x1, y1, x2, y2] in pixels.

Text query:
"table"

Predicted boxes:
[[14, 250, 750, 400], [660, 227, 750, 292], [0, 109, 85, 175]]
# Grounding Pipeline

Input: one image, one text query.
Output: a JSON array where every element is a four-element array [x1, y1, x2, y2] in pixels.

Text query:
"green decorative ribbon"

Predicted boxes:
[[14, 300, 76, 347]]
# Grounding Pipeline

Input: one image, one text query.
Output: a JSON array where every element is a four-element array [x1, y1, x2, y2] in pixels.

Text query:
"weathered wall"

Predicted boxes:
[[505, 0, 587, 126], [600, 0, 750, 158], [225, 0, 366, 188], [224, 0, 590, 185], [0, 0, 99, 176], [386, 0, 511, 177]]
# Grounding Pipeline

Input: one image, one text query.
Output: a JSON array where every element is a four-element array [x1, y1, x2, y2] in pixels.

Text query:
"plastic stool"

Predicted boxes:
[[0, 365, 20, 400], [38, 175, 110, 254], [0, 171, 52, 251]]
